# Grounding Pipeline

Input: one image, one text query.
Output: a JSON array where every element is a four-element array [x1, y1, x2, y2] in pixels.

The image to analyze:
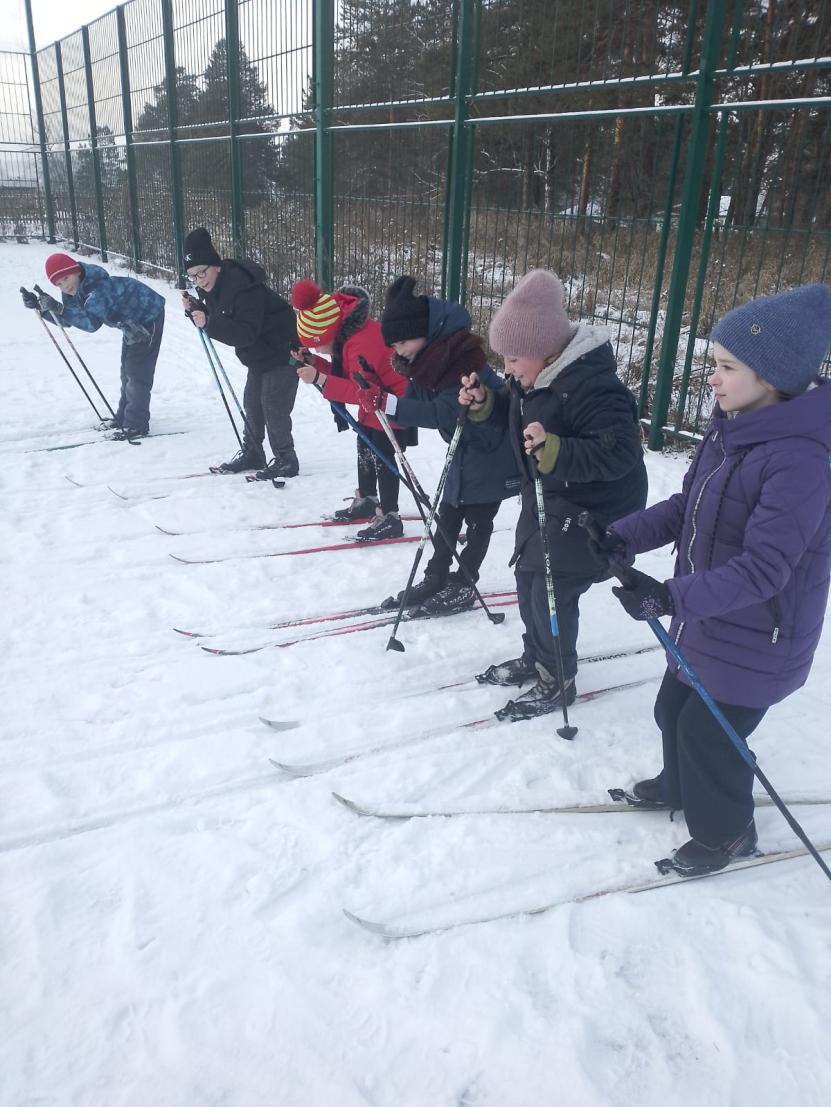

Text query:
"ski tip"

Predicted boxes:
[[332, 791, 361, 814], [342, 908, 397, 938], [106, 485, 129, 500], [258, 717, 300, 733], [172, 627, 202, 638], [267, 757, 311, 777]]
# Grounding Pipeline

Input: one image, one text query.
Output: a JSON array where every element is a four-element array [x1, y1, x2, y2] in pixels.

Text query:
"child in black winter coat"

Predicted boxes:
[[182, 227, 299, 479], [460, 269, 647, 719], [357, 275, 519, 614]]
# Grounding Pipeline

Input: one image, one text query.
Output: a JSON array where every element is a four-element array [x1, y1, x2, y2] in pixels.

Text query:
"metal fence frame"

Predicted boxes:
[[1, 0, 829, 446]]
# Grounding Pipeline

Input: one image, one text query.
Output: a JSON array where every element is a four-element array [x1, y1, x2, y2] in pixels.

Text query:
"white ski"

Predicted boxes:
[[331, 792, 830, 820], [344, 843, 831, 939], [267, 677, 656, 778]]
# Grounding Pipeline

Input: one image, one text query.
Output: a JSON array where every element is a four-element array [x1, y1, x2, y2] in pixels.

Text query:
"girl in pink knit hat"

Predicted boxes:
[[460, 269, 648, 719]]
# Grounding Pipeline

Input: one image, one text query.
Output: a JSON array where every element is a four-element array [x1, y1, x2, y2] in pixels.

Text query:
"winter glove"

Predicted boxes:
[[118, 320, 152, 345], [182, 291, 206, 318], [587, 527, 630, 572], [357, 378, 385, 416], [290, 346, 312, 367], [36, 289, 62, 316], [612, 569, 673, 622], [20, 287, 40, 311]]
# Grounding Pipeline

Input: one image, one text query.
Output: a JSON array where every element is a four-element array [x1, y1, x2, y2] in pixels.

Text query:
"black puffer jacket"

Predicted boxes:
[[478, 325, 648, 575], [199, 259, 297, 373]]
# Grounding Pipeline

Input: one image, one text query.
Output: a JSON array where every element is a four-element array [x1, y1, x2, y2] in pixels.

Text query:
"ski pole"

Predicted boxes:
[[369, 397, 468, 652], [198, 327, 245, 452], [201, 331, 265, 463], [33, 284, 116, 418], [578, 512, 831, 884], [24, 290, 104, 420], [199, 330, 283, 489], [533, 470, 578, 741], [354, 360, 508, 632]]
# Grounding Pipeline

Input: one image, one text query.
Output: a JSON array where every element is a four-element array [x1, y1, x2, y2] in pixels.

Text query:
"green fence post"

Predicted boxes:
[[117, 4, 142, 269], [313, 0, 333, 289], [225, 0, 245, 258], [161, 0, 186, 287], [81, 24, 108, 261], [647, 0, 726, 449], [55, 42, 78, 249], [24, 0, 56, 243], [444, 0, 477, 305]]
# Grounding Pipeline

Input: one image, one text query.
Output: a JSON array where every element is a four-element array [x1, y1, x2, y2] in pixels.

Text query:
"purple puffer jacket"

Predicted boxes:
[[612, 379, 831, 707]]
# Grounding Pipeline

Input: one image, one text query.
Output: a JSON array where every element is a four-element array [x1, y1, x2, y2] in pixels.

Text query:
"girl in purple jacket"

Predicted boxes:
[[591, 284, 831, 877]]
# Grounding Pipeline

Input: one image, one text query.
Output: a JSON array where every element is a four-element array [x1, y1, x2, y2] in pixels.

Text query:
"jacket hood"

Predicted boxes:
[[222, 258, 266, 286], [425, 296, 472, 345], [534, 323, 613, 390], [717, 377, 831, 453]]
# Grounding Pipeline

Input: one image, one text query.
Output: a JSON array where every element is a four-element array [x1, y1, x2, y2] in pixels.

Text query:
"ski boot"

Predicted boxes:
[[109, 426, 147, 441], [330, 490, 380, 522], [476, 654, 537, 687], [379, 575, 446, 611], [416, 577, 476, 617], [655, 821, 759, 877], [212, 447, 260, 474], [494, 665, 576, 721], [607, 775, 671, 811], [355, 512, 404, 542]]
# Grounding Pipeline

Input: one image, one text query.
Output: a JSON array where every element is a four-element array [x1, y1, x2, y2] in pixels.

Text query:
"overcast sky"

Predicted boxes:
[[1, 0, 117, 51]]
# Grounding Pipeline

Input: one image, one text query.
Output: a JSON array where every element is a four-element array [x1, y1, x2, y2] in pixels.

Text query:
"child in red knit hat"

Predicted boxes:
[[291, 280, 414, 540], [22, 252, 165, 438]]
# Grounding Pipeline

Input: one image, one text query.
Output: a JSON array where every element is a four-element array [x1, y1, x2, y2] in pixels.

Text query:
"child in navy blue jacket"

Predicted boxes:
[[358, 275, 518, 614]]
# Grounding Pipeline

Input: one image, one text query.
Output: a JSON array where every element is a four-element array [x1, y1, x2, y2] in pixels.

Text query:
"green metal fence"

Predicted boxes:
[[1, 0, 829, 445]]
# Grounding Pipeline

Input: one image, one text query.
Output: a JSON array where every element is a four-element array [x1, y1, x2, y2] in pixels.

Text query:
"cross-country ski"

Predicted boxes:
[[267, 677, 657, 777], [344, 842, 831, 940], [331, 791, 831, 821]]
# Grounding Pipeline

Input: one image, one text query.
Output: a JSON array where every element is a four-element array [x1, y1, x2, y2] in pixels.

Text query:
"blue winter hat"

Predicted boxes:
[[711, 284, 831, 395]]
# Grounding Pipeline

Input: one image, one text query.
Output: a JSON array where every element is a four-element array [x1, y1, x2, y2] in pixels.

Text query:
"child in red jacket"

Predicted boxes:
[[291, 281, 414, 540]]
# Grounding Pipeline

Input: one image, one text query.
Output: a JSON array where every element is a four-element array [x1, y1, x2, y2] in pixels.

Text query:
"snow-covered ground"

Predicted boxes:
[[2, 242, 830, 1107]]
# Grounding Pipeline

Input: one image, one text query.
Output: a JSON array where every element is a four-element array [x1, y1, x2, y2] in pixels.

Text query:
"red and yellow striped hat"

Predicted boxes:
[[291, 279, 344, 346]]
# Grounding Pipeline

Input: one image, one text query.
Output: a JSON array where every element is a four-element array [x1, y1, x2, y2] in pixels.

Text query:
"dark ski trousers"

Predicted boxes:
[[356, 428, 407, 514], [242, 365, 299, 464], [424, 499, 501, 584], [116, 310, 164, 434], [653, 669, 766, 847], [516, 565, 595, 683]]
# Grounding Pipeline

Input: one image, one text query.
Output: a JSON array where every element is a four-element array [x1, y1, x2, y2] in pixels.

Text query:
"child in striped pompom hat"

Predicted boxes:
[[291, 279, 346, 347], [290, 279, 415, 540]]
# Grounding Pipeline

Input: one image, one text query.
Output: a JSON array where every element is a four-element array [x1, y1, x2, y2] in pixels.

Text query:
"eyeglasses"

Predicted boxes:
[[186, 266, 211, 285]]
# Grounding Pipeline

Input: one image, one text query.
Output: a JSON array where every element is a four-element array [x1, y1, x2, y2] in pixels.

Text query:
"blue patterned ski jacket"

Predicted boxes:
[[56, 263, 165, 345]]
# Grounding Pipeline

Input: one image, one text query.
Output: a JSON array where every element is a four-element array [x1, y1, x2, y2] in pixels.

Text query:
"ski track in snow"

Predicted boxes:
[[2, 244, 831, 1107]]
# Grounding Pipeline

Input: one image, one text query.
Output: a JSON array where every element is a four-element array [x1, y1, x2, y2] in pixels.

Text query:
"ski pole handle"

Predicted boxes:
[[578, 512, 636, 589]]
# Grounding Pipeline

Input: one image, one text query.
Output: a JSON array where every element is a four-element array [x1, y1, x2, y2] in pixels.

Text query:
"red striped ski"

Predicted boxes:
[[170, 534, 420, 565], [157, 514, 423, 538], [173, 589, 518, 639], [199, 597, 519, 655]]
